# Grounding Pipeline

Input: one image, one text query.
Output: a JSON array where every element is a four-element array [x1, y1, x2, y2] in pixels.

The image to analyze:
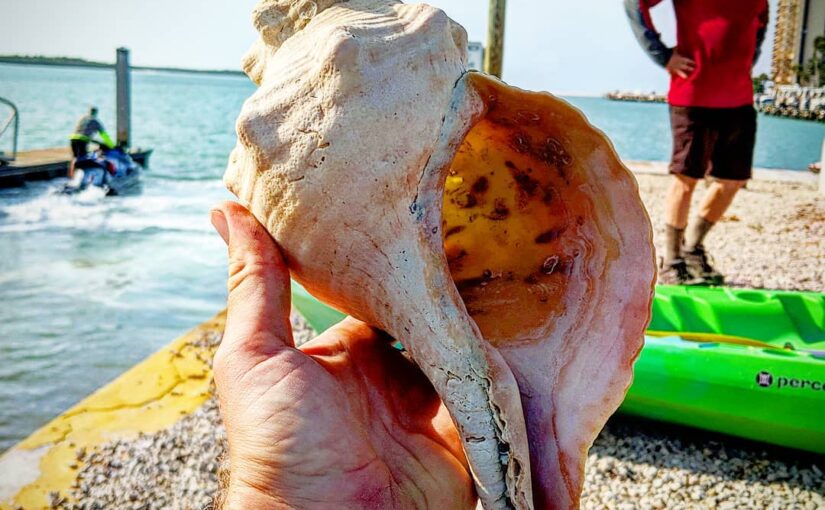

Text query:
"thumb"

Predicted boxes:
[[211, 201, 294, 370]]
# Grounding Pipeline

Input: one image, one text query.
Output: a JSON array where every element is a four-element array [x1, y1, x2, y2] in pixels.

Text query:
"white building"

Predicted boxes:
[[467, 41, 484, 72]]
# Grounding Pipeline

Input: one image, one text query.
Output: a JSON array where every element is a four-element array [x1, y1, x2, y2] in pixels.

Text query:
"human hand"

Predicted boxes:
[[209, 201, 476, 510], [666, 51, 696, 79]]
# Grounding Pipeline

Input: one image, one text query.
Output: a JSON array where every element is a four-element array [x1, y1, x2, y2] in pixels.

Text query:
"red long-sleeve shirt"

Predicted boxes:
[[627, 0, 769, 108]]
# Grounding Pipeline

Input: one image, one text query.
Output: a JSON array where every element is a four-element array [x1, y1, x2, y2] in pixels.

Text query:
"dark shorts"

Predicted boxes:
[[669, 105, 756, 181], [70, 139, 88, 158]]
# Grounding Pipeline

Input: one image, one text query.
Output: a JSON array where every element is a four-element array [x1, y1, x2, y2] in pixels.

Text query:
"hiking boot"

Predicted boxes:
[[683, 245, 725, 285], [658, 259, 705, 285]]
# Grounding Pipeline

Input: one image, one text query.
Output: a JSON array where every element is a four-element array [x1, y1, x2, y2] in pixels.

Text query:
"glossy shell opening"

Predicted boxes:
[[441, 75, 611, 346]]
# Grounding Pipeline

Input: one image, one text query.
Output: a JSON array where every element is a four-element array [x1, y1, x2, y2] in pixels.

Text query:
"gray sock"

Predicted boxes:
[[685, 216, 715, 252], [664, 224, 685, 265]]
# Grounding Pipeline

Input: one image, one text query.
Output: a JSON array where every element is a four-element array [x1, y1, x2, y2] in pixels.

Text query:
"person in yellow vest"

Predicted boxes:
[[68, 107, 114, 178]]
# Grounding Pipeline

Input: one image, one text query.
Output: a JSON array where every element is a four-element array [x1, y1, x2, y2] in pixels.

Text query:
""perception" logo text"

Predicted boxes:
[[755, 371, 824, 391]]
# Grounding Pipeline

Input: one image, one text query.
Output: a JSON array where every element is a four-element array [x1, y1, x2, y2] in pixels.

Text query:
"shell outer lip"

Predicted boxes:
[[415, 70, 535, 510]]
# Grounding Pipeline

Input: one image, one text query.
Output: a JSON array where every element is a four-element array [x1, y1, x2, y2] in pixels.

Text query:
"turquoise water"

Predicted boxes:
[[565, 96, 825, 171], [0, 64, 253, 450], [0, 63, 823, 451]]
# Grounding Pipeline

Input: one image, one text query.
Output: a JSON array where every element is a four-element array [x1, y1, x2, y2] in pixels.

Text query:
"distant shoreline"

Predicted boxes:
[[604, 91, 666, 103], [0, 55, 246, 77]]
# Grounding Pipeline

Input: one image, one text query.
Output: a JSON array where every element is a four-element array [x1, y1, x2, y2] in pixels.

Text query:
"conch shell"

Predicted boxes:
[[225, 0, 655, 508]]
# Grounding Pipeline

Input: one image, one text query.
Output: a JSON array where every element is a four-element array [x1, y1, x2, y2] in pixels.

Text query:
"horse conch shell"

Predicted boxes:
[[225, 0, 655, 508]]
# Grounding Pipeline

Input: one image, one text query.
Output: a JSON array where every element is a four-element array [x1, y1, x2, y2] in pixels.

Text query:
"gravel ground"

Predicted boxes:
[[583, 419, 824, 510], [48, 399, 225, 510], [48, 392, 825, 510], [635, 174, 825, 291], [47, 176, 824, 509]]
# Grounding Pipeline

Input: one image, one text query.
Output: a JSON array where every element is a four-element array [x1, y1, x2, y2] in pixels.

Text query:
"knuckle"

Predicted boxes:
[[227, 254, 274, 294]]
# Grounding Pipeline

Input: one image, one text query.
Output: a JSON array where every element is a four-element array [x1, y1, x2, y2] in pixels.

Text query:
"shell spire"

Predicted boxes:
[[243, 0, 350, 84]]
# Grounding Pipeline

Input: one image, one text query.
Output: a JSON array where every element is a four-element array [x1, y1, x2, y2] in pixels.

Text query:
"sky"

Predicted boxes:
[[0, 0, 776, 96]]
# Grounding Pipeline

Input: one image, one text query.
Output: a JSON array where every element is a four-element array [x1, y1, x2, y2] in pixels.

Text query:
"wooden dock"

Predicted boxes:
[[0, 147, 152, 187]]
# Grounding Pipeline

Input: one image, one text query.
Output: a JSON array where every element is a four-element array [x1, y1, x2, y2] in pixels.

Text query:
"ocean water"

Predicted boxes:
[[0, 64, 251, 450], [0, 63, 823, 451]]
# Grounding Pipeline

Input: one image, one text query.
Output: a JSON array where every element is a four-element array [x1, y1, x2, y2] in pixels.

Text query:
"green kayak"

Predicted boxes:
[[290, 283, 825, 453]]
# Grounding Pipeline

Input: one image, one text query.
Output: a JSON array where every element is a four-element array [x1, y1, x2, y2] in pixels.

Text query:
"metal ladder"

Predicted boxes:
[[0, 97, 19, 165]]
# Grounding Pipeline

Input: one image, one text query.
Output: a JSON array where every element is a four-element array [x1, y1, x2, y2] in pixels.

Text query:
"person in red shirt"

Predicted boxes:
[[625, 0, 769, 284]]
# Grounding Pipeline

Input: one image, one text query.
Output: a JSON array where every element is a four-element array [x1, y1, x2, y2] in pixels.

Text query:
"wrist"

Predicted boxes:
[[662, 46, 674, 67]]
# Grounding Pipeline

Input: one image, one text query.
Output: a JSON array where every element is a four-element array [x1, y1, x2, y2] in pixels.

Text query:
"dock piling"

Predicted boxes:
[[116, 48, 131, 148], [484, 0, 506, 78]]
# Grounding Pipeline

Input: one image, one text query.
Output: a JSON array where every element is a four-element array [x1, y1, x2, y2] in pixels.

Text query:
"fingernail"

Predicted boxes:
[[211, 209, 230, 244]]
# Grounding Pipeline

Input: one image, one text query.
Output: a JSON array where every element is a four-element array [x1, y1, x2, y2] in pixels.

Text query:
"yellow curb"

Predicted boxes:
[[0, 311, 226, 510]]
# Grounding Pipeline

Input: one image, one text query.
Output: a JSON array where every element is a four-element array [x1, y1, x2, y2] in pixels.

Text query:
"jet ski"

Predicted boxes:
[[61, 143, 142, 196]]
